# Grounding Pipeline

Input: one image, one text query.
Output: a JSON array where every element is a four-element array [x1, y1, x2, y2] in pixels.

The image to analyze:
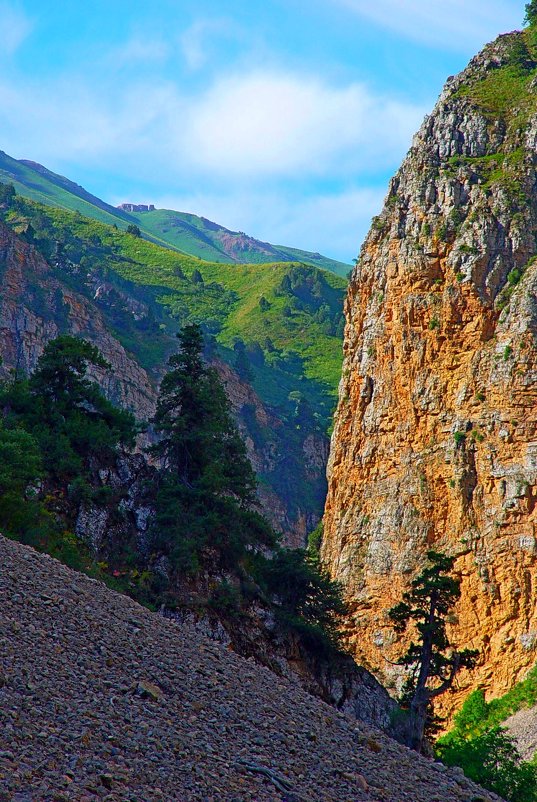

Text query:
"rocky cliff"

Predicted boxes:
[[0, 221, 325, 543], [322, 28, 537, 712]]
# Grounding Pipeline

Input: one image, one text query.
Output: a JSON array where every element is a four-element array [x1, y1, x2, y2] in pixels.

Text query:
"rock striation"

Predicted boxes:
[[0, 535, 502, 801], [323, 29, 537, 713]]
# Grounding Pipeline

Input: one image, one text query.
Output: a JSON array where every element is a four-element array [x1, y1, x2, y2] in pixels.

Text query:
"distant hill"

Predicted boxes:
[[0, 150, 350, 276], [0, 188, 347, 540]]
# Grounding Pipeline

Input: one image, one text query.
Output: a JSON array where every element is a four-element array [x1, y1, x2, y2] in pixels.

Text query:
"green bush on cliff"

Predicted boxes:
[[255, 546, 347, 656], [437, 726, 537, 802], [525, 1, 537, 27], [437, 684, 537, 802]]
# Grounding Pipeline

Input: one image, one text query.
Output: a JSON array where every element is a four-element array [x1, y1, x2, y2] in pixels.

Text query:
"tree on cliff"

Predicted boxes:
[[388, 551, 478, 753], [525, 1, 537, 26], [150, 323, 275, 574], [1, 336, 136, 487]]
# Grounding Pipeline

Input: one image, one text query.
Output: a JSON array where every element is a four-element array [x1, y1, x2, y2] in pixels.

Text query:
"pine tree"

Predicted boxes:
[[151, 324, 275, 574], [388, 551, 478, 753], [2, 336, 136, 486]]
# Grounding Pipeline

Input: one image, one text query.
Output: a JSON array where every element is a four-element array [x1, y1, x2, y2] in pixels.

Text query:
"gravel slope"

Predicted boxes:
[[505, 705, 537, 762], [0, 536, 503, 802]]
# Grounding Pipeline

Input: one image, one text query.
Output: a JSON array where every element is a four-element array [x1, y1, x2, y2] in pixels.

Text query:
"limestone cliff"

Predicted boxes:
[[323, 29, 537, 712]]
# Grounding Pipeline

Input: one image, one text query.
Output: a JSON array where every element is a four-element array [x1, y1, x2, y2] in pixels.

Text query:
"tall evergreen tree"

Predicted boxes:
[[388, 551, 478, 753], [151, 324, 275, 574], [1, 336, 136, 486]]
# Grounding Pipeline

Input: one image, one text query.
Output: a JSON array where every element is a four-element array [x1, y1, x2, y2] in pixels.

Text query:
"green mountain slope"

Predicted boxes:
[[0, 150, 350, 276], [1, 188, 346, 425], [127, 207, 351, 276], [0, 186, 347, 538]]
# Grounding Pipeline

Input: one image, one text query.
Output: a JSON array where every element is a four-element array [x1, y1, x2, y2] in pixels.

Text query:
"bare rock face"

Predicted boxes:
[[0, 222, 156, 418], [323, 30, 537, 713]]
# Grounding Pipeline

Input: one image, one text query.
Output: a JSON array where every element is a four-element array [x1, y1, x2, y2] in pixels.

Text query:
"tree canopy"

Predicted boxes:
[[1, 336, 136, 488], [525, 1, 537, 26], [388, 551, 478, 752], [150, 324, 275, 574]]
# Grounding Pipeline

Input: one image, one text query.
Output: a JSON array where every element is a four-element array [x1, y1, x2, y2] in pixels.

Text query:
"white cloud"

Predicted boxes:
[[0, 2, 33, 56], [0, 68, 425, 184], [182, 71, 426, 178], [335, 0, 521, 51]]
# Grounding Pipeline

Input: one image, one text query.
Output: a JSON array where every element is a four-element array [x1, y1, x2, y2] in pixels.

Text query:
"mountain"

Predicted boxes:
[[0, 188, 346, 542], [0, 534, 503, 802], [322, 24, 537, 722], [0, 149, 351, 276]]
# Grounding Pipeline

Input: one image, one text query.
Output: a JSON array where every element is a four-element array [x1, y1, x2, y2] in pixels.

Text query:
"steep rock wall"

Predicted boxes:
[[323, 30, 537, 711]]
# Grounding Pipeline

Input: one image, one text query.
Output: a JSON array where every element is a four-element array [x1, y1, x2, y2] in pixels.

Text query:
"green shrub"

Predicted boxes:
[[437, 727, 537, 802]]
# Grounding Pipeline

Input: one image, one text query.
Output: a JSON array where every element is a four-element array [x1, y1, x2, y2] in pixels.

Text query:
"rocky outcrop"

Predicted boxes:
[[0, 535, 503, 801], [323, 30, 537, 714], [0, 222, 156, 418]]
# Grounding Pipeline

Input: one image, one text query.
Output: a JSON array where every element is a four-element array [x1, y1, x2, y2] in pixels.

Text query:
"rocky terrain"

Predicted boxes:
[[0, 535, 502, 802], [322, 28, 537, 714]]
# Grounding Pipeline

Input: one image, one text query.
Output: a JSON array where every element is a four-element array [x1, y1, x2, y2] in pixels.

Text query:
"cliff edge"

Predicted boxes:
[[323, 28, 537, 712]]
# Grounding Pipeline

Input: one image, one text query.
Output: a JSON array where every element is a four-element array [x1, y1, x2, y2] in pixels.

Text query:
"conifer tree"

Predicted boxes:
[[151, 324, 275, 574], [2, 336, 136, 486], [388, 551, 478, 753], [525, 1, 537, 26]]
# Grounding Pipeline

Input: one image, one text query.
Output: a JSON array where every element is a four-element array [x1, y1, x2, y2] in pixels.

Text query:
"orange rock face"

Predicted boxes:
[[322, 31, 537, 714]]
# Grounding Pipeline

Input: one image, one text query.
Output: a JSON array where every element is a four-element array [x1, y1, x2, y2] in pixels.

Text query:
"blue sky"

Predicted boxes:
[[0, 0, 523, 262]]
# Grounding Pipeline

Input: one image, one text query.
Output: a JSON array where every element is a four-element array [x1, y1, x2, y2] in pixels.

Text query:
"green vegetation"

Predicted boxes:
[[1, 336, 136, 492], [150, 324, 274, 575], [438, 726, 537, 801], [437, 689, 537, 801], [525, 1, 537, 27], [388, 551, 478, 752], [496, 257, 535, 312], [0, 150, 350, 276], [255, 547, 346, 655], [0, 189, 345, 432], [445, 670, 537, 738], [0, 330, 347, 657], [0, 336, 137, 571], [453, 431, 466, 446]]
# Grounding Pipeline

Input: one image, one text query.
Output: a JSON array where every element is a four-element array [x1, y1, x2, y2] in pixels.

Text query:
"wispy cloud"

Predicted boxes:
[[182, 70, 426, 179], [179, 18, 241, 71], [0, 67, 425, 183], [335, 0, 521, 51], [108, 36, 170, 68], [0, 1, 33, 57]]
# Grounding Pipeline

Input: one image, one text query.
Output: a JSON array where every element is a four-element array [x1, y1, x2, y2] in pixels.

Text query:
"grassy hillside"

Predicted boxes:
[[0, 150, 351, 276], [128, 207, 351, 276], [1, 189, 346, 428]]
